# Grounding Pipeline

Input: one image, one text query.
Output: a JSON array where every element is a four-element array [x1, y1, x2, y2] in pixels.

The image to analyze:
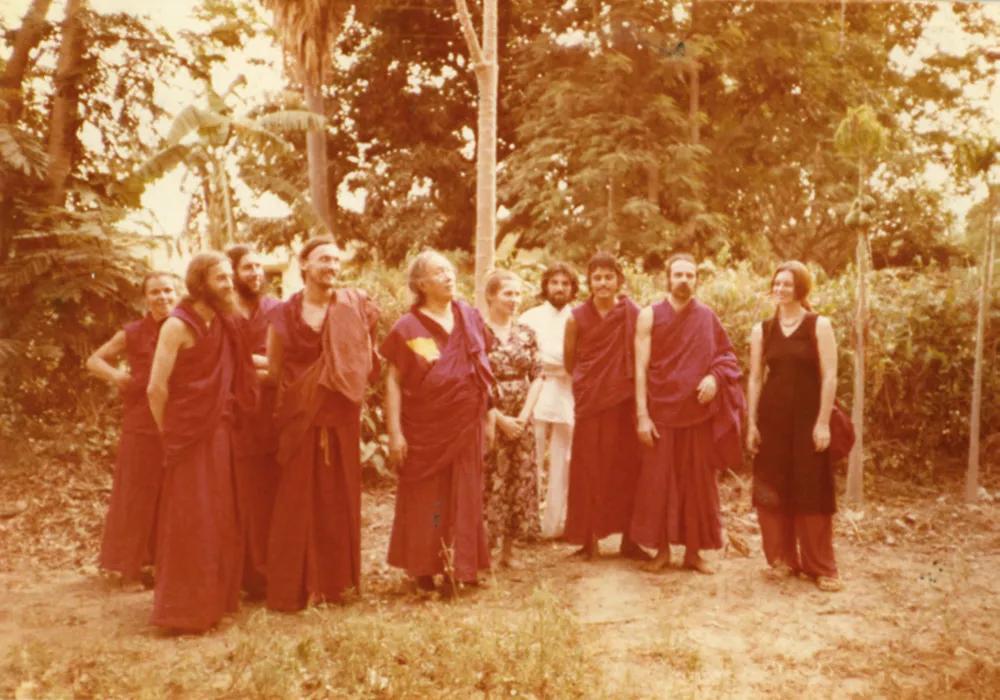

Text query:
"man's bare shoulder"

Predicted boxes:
[[159, 316, 196, 347]]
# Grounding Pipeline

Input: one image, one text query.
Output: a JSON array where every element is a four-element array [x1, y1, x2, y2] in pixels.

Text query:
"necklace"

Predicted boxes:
[[779, 311, 805, 327]]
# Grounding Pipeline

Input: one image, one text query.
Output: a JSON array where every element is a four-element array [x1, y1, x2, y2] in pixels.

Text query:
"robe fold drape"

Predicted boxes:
[[233, 296, 280, 596], [564, 297, 641, 543], [266, 289, 378, 611], [630, 300, 745, 552], [152, 303, 247, 632], [381, 301, 493, 581], [99, 315, 165, 579]]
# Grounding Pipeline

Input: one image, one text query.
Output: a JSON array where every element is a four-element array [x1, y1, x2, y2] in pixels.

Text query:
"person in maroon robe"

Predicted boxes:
[[630, 254, 745, 574], [381, 250, 494, 596], [226, 244, 281, 598], [147, 252, 253, 633], [86, 272, 179, 586], [265, 237, 379, 612], [563, 251, 648, 560]]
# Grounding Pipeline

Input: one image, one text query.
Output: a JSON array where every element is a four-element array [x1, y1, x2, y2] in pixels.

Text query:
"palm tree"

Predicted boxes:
[[261, 1, 367, 238], [956, 135, 997, 503], [834, 104, 887, 506], [132, 76, 325, 250]]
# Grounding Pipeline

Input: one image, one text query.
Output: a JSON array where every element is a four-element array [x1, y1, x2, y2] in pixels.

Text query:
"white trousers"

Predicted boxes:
[[535, 420, 573, 538]]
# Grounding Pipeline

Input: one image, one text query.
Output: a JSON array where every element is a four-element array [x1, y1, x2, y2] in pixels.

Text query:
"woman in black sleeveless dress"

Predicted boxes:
[[746, 261, 843, 592]]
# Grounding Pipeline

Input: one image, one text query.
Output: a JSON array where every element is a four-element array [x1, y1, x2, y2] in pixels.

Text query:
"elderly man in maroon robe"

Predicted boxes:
[[563, 251, 648, 560], [86, 272, 179, 587], [631, 254, 745, 574], [381, 250, 494, 596], [226, 244, 281, 599], [265, 237, 378, 612], [147, 252, 253, 633]]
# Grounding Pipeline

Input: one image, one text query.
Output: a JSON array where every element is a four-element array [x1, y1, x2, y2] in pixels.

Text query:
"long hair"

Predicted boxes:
[[184, 251, 228, 303], [540, 261, 579, 302], [771, 260, 813, 311], [764, 260, 814, 354]]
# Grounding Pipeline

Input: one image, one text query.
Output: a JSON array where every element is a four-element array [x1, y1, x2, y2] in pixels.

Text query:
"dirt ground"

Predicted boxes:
[[1, 459, 999, 698]]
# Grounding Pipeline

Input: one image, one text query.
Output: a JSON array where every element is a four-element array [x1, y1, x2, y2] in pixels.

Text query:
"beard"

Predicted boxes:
[[234, 278, 261, 304], [670, 282, 693, 302], [545, 291, 570, 309], [205, 286, 238, 314]]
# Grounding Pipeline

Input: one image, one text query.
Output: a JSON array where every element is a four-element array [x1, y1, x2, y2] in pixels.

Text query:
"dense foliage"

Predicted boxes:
[[1, 1, 997, 482]]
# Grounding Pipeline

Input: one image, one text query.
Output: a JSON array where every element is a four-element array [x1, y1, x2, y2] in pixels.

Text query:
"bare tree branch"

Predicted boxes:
[[454, 0, 484, 68]]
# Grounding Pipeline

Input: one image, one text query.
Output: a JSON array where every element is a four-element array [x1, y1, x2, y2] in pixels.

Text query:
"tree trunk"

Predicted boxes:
[[304, 79, 332, 237], [966, 184, 996, 502], [845, 228, 867, 504], [684, 0, 700, 239], [456, 0, 498, 308], [0, 0, 54, 265], [0, 0, 53, 125], [45, 0, 86, 206]]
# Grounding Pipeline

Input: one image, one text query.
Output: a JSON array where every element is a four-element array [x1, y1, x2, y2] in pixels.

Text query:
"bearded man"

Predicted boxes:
[[518, 262, 577, 538], [265, 237, 379, 611], [630, 254, 745, 574], [226, 244, 281, 598], [147, 251, 254, 632]]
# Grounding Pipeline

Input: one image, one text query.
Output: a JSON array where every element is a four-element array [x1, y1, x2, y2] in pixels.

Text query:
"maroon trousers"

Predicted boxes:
[[757, 506, 837, 578]]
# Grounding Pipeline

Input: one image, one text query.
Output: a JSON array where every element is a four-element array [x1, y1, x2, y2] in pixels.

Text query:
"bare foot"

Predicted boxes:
[[570, 534, 598, 560], [641, 550, 671, 573], [762, 562, 796, 581], [683, 555, 717, 575]]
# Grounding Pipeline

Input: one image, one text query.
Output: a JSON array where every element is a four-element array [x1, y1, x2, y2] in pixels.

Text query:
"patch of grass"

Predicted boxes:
[[3, 584, 599, 699]]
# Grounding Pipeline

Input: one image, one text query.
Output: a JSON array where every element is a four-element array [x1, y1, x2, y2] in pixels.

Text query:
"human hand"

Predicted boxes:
[[637, 414, 660, 448], [388, 431, 407, 467], [813, 421, 831, 452], [498, 414, 525, 439], [696, 374, 717, 404], [746, 422, 761, 454]]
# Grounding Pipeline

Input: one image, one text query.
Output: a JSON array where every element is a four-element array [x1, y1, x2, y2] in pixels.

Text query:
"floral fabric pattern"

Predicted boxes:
[[484, 322, 542, 544]]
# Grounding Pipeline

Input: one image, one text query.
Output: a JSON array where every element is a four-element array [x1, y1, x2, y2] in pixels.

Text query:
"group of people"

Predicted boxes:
[[87, 240, 844, 634]]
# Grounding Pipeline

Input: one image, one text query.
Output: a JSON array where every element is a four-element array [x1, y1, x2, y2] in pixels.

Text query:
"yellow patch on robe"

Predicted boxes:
[[406, 336, 441, 363]]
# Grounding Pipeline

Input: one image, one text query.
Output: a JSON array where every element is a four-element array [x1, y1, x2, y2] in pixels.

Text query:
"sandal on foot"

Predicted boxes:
[[816, 576, 844, 592]]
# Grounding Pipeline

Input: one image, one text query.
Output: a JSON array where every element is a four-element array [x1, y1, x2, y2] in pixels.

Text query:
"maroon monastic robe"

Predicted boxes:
[[265, 289, 378, 611], [564, 296, 641, 544], [99, 314, 165, 579], [152, 302, 251, 632], [629, 299, 745, 553], [232, 295, 281, 596], [380, 301, 494, 581]]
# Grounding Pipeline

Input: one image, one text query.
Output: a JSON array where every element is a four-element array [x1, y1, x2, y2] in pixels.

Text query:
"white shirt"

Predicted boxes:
[[519, 301, 574, 425]]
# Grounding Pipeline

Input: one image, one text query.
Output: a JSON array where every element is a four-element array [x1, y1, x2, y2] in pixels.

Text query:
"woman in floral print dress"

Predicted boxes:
[[483, 270, 543, 568]]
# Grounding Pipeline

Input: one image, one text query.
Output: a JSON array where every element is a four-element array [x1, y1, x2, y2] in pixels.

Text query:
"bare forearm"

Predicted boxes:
[[817, 374, 836, 424], [87, 356, 127, 386], [747, 377, 761, 425], [385, 378, 403, 437], [148, 387, 167, 432], [518, 378, 543, 421]]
